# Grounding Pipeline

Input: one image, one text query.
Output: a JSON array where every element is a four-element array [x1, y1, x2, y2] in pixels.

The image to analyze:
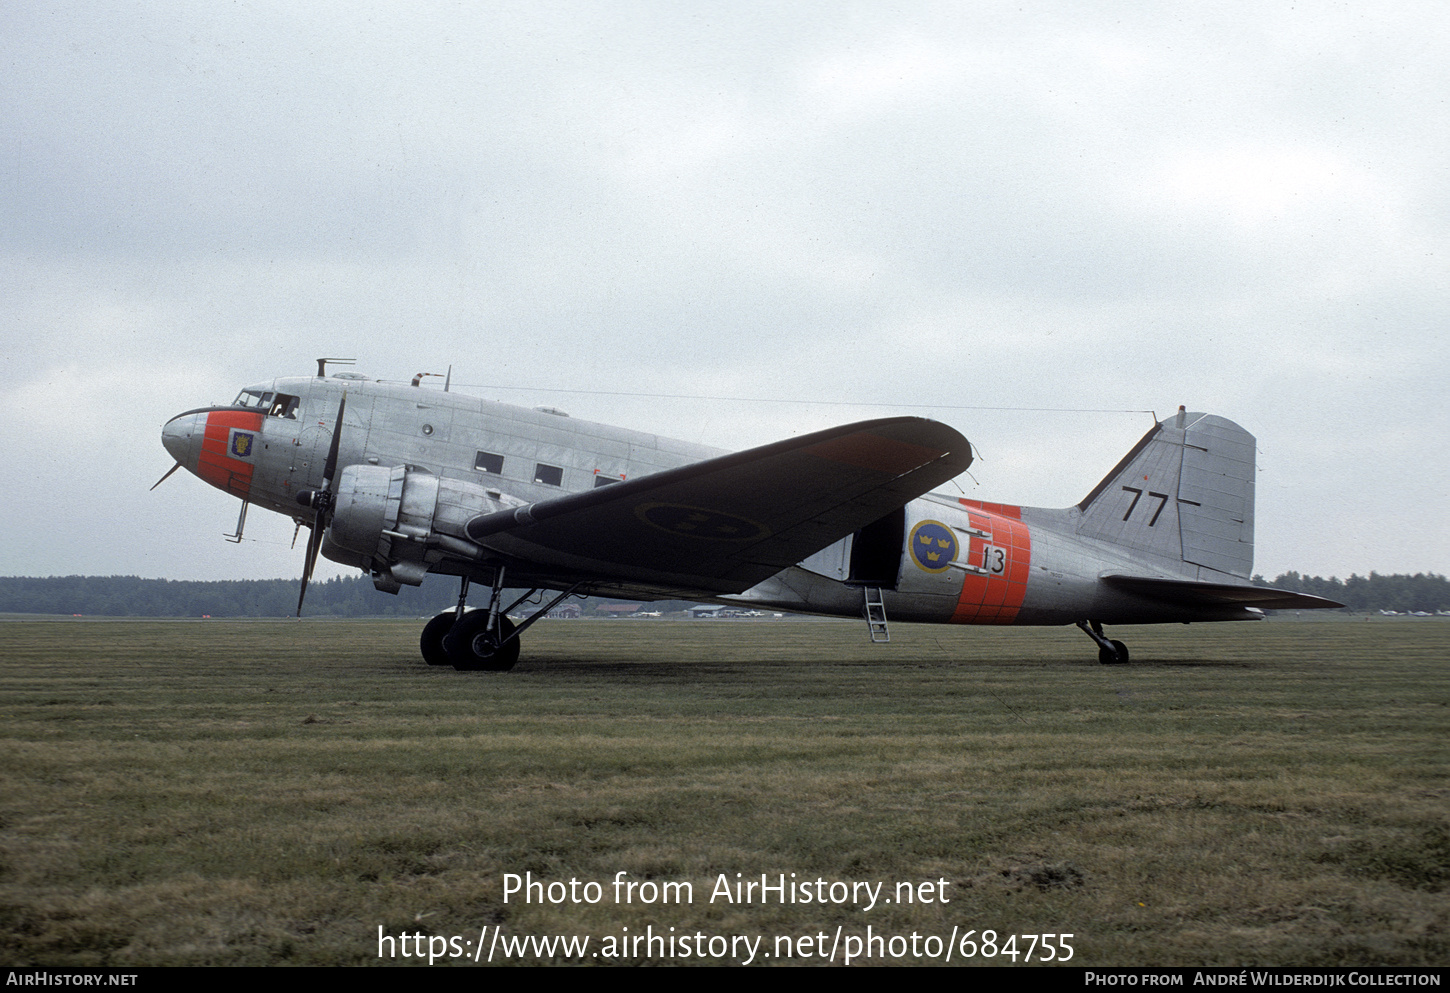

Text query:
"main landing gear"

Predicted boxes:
[[421, 570, 581, 672], [1076, 619, 1130, 665], [442, 610, 520, 671]]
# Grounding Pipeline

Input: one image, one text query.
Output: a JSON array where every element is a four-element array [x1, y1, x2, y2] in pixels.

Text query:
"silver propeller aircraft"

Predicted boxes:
[[158, 359, 1341, 671]]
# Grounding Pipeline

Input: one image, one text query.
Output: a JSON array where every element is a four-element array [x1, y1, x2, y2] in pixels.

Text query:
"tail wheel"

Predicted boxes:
[[444, 611, 521, 672], [420, 610, 467, 666]]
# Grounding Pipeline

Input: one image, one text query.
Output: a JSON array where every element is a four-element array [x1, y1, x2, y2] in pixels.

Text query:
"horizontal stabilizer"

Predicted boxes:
[[1103, 574, 1345, 610]]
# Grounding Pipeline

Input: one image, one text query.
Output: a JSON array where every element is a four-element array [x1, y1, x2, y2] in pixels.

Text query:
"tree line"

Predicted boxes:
[[1252, 572, 1450, 614], [0, 574, 458, 618], [1, 571, 1447, 617], [0, 574, 698, 618]]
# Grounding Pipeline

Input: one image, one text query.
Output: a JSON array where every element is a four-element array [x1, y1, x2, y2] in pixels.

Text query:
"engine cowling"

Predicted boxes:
[[325, 465, 520, 593]]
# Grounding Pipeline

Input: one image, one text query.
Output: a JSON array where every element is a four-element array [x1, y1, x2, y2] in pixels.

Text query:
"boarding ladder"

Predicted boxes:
[[863, 586, 890, 643]]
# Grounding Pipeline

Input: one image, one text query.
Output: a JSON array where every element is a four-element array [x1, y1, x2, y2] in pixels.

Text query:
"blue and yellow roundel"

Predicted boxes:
[[229, 430, 255, 459], [909, 520, 958, 573]]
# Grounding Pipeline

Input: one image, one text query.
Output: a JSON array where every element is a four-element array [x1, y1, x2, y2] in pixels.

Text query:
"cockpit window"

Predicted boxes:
[[233, 389, 283, 411], [232, 389, 298, 417]]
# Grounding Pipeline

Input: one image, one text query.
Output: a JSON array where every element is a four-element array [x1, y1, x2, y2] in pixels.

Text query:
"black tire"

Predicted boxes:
[[420, 611, 462, 666], [1098, 639, 1130, 665], [444, 611, 520, 672]]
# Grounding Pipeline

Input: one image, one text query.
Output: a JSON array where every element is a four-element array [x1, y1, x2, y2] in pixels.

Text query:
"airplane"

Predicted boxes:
[[157, 359, 1343, 671]]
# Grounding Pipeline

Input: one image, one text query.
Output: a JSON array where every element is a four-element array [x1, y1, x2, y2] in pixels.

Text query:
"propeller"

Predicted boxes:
[[294, 392, 347, 616], [150, 462, 183, 491]]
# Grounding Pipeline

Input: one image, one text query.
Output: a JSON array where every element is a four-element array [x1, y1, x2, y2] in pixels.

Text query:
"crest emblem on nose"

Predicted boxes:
[[230, 431, 255, 458]]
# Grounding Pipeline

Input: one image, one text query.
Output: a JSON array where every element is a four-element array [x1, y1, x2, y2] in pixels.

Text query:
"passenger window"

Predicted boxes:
[[474, 452, 505, 474], [534, 464, 563, 487], [594, 475, 620, 488]]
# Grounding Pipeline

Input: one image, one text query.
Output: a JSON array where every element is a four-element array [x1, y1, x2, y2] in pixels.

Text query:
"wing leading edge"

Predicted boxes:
[[464, 417, 972, 594]]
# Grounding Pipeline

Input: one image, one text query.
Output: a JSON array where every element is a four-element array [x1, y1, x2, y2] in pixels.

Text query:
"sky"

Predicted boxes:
[[2, 1, 1445, 585]]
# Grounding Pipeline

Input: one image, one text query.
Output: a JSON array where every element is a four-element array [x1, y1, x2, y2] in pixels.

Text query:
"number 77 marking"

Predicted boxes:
[[1121, 486, 1170, 526]]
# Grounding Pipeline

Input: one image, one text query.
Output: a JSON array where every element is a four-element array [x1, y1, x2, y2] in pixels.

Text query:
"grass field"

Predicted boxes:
[[1, 616, 1446, 967]]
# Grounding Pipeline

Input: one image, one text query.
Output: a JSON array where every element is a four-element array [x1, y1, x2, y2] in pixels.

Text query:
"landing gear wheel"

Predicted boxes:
[[1098, 639, 1130, 665], [443, 611, 520, 672], [420, 610, 465, 666]]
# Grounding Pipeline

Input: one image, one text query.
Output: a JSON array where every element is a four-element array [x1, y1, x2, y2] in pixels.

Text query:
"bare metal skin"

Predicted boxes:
[[161, 366, 1341, 670]]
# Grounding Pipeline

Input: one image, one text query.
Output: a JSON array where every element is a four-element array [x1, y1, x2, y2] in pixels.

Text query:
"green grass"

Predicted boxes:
[[1, 617, 1446, 966]]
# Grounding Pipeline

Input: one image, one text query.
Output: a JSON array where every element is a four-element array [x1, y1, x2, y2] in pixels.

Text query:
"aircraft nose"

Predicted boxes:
[[161, 411, 206, 469]]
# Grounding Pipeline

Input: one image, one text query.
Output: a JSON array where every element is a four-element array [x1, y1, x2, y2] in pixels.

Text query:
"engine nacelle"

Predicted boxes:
[[326, 465, 520, 592]]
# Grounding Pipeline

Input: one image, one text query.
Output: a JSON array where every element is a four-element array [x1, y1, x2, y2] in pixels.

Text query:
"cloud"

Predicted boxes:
[[1, 1, 1446, 582]]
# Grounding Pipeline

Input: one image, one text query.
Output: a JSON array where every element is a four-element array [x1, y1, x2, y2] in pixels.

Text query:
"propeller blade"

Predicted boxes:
[[321, 392, 347, 486], [297, 522, 324, 616], [150, 462, 183, 491], [296, 393, 348, 617]]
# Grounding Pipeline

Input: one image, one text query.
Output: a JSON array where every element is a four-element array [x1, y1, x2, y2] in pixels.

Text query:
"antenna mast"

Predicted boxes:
[[315, 357, 357, 378]]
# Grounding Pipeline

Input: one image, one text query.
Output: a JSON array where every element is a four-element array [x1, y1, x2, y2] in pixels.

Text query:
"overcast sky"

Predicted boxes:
[[2, 1, 1445, 586]]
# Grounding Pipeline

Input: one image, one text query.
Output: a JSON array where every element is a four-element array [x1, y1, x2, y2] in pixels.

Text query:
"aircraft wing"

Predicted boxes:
[[1102, 575, 1345, 610], [463, 417, 972, 594]]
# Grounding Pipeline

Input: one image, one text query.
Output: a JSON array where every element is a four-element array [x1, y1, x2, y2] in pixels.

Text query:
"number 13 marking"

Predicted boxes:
[[981, 544, 1006, 575]]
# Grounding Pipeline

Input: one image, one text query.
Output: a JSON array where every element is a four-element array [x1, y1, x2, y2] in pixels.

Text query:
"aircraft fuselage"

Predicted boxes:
[[162, 372, 1340, 668]]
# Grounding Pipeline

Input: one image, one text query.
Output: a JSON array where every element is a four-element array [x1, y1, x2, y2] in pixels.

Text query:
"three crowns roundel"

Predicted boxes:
[[909, 519, 957, 573]]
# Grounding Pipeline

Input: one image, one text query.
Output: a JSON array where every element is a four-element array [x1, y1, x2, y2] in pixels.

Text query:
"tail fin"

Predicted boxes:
[[1075, 408, 1255, 579]]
